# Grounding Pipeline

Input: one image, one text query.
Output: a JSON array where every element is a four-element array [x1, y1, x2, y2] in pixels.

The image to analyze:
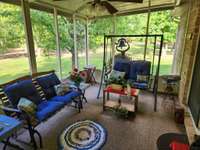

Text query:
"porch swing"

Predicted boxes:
[[97, 34, 163, 111]]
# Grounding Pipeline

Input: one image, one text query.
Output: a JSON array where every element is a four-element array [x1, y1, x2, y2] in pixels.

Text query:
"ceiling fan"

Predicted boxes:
[[52, 0, 143, 14]]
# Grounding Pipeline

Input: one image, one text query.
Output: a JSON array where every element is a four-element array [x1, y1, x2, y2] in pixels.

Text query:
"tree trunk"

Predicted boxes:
[[71, 48, 75, 68]]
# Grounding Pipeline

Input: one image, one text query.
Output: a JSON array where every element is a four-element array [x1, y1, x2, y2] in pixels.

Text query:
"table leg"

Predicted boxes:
[[82, 90, 87, 103], [78, 96, 83, 113], [91, 71, 97, 84], [107, 92, 109, 100], [103, 91, 105, 111], [135, 96, 138, 112]]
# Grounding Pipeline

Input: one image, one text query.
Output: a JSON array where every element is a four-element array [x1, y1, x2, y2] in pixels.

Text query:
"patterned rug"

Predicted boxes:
[[59, 120, 107, 150]]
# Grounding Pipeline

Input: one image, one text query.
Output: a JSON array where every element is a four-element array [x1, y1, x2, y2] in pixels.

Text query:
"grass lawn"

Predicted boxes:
[[0, 53, 173, 84]]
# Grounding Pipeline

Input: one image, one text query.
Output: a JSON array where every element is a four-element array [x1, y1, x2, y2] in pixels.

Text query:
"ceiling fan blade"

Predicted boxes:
[[101, 1, 118, 14], [108, 0, 143, 3]]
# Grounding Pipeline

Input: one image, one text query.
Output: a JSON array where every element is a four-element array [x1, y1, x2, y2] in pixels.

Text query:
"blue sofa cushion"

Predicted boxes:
[[36, 73, 61, 99], [131, 81, 149, 89], [50, 91, 81, 104], [4, 80, 43, 108], [113, 61, 130, 79], [129, 61, 151, 81], [36, 101, 64, 121]]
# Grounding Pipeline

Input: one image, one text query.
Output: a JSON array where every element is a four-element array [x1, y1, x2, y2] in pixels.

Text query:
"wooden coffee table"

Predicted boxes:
[[103, 85, 139, 113]]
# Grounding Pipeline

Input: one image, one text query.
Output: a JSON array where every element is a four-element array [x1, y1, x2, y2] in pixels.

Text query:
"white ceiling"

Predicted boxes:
[[32, 0, 177, 19]]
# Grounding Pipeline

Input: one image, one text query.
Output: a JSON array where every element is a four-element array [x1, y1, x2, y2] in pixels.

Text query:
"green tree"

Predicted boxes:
[[149, 11, 178, 44], [0, 4, 25, 53]]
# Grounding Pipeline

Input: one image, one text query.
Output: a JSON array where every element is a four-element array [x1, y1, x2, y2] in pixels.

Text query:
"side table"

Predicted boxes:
[[69, 83, 90, 103], [0, 115, 23, 150], [103, 85, 139, 113]]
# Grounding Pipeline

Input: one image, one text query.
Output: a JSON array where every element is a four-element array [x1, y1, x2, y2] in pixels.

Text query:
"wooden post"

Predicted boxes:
[[144, 0, 151, 60], [54, 8, 62, 79], [73, 14, 78, 68], [21, 0, 37, 74], [85, 18, 89, 66]]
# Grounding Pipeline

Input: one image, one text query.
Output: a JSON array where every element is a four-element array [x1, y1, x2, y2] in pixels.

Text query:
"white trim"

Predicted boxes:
[[21, 0, 37, 74], [73, 14, 78, 68], [144, 0, 151, 60], [54, 8, 62, 79], [85, 18, 89, 66], [111, 15, 116, 65], [187, 107, 200, 135]]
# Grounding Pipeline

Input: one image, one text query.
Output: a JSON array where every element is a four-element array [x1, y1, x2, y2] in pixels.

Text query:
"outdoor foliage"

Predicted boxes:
[[0, 3, 179, 83], [0, 3, 178, 54], [0, 4, 25, 53]]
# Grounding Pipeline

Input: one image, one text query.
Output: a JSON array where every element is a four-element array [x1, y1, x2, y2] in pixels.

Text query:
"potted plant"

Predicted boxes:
[[114, 106, 129, 119], [70, 68, 86, 87]]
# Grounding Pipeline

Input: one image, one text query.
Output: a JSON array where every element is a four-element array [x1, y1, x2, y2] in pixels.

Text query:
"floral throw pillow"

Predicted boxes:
[[17, 97, 37, 115], [54, 83, 70, 96], [136, 75, 149, 83], [110, 70, 126, 79]]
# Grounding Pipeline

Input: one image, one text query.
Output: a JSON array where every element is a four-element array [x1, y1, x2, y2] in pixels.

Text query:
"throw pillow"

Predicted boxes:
[[32, 78, 46, 101], [110, 70, 125, 79], [136, 75, 149, 83], [17, 97, 37, 115], [54, 83, 70, 96], [0, 88, 11, 106]]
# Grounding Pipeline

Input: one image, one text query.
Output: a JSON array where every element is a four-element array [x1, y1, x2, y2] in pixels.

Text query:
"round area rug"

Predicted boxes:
[[59, 120, 107, 150]]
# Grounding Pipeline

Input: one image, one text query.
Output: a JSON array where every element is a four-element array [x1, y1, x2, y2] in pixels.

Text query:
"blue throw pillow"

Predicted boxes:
[[3, 83, 21, 108], [17, 80, 43, 105], [36, 73, 61, 99], [4, 80, 43, 108], [113, 61, 130, 79], [129, 61, 151, 81]]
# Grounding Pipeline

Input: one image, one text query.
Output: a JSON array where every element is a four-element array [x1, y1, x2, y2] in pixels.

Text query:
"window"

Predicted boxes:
[[58, 16, 73, 77], [76, 19, 86, 70], [116, 14, 148, 61], [31, 9, 58, 75], [0, 3, 29, 84], [89, 18, 113, 70], [149, 10, 179, 75]]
